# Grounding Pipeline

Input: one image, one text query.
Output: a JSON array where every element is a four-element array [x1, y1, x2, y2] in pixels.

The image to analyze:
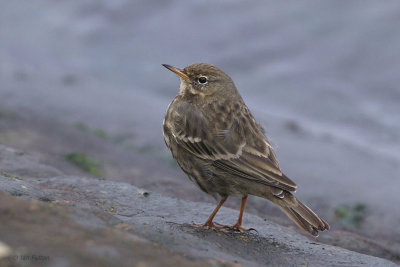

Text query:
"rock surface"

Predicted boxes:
[[0, 145, 397, 266]]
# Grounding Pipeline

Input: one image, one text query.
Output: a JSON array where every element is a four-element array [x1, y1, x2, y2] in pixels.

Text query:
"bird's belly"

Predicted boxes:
[[165, 137, 246, 197]]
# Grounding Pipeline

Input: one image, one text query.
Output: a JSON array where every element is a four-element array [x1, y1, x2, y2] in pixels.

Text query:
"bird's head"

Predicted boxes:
[[162, 63, 238, 98]]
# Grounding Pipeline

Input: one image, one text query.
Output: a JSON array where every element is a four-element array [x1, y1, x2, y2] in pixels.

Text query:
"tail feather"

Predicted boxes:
[[277, 193, 330, 237], [246, 181, 330, 236], [281, 206, 319, 236]]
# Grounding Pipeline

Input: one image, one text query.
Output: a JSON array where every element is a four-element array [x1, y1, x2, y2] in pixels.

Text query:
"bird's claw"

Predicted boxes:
[[213, 222, 257, 232], [192, 221, 226, 230]]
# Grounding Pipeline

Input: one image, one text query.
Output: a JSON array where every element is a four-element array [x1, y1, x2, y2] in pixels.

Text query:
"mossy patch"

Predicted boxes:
[[63, 152, 104, 177], [0, 172, 21, 180], [93, 128, 110, 139], [73, 122, 110, 139], [334, 203, 368, 228], [0, 132, 23, 144], [72, 121, 175, 166]]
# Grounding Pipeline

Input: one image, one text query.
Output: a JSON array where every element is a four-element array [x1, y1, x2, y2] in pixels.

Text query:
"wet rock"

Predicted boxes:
[[0, 145, 397, 266], [0, 191, 215, 267], [0, 145, 63, 179]]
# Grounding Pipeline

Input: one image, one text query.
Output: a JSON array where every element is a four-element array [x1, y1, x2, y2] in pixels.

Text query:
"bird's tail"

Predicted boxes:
[[276, 193, 330, 237], [245, 181, 330, 236]]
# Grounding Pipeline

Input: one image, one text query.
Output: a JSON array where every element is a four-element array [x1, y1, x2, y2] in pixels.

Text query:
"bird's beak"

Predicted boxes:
[[162, 64, 189, 79]]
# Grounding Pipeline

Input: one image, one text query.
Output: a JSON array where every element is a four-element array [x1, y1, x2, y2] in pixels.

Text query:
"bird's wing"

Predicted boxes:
[[168, 102, 297, 192]]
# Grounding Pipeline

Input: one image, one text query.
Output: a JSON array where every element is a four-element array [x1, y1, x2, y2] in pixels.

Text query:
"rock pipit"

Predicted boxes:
[[162, 63, 329, 236]]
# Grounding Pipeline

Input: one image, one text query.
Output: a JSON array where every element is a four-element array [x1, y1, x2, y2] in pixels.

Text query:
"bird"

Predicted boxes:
[[162, 63, 330, 236]]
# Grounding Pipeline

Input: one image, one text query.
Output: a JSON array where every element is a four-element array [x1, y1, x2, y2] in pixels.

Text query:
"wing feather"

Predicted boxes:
[[168, 100, 297, 192]]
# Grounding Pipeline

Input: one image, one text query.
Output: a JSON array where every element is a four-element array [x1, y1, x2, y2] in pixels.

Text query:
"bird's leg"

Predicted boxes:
[[234, 195, 248, 229], [193, 196, 227, 229], [215, 195, 253, 232]]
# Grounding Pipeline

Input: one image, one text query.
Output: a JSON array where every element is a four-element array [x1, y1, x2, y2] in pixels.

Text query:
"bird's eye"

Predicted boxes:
[[198, 76, 207, 84]]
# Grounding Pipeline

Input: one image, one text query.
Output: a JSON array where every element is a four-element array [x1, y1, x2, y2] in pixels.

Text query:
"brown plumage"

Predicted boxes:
[[162, 63, 330, 236]]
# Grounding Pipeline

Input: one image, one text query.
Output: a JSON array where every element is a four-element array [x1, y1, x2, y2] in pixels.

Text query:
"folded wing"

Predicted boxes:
[[168, 101, 297, 193]]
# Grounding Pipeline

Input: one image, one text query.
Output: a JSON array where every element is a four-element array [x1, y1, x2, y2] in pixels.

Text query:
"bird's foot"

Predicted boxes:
[[192, 221, 226, 230], [213, 222, 257, 232]]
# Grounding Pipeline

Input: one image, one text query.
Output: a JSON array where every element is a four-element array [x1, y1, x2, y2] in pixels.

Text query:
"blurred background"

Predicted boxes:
[[1, 0, 399, 262]]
